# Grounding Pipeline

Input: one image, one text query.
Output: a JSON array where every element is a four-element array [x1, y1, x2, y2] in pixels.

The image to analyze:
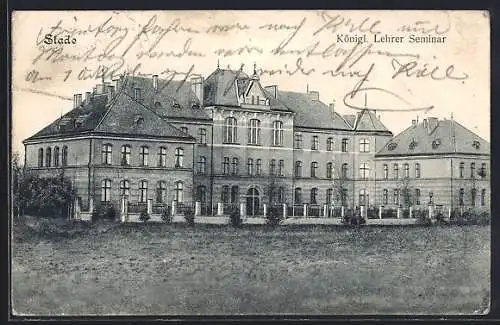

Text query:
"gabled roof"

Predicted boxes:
[[276, 91, 351, 130], [376, 118, 490, 157], [353, 109, 391, 133], [203, 68, 249, 107]]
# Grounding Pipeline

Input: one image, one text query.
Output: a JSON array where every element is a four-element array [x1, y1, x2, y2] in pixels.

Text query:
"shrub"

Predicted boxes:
[[161, 210, 172, 223], [92, 204, 116, 222], [229, 207, 242, 228], [266, 207, 281, 227], [139, 210, 150, 223], [184, 208, 195, 227]]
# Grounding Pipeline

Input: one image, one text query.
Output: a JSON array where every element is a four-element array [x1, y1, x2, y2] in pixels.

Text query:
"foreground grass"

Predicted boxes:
[[11, 220, 490, 315]]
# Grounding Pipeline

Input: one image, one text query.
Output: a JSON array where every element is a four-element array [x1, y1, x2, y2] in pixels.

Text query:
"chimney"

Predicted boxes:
[[134, 87, 142, 102], [264, 85, 278, 99], [412, 119, 417, 127], [329, 102, 335, 115], [190, 75, 204, 106], [307, 90, 319, 101], [427, 117, 439, 134], [153, 75, 158, 92], [422, 118, 428, 129], [106, 84, 115, 101], [96, 83, 105, 94], [85, 91, 92, 104], [73, 94, 82, 108]]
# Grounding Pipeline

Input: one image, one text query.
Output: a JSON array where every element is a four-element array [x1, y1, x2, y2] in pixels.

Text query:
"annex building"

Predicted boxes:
[[23, 65, 490, 217]]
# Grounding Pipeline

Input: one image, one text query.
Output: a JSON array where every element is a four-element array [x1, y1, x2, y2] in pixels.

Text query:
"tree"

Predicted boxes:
[[12, 152, 23, 218], [400, 178, 414, 208]]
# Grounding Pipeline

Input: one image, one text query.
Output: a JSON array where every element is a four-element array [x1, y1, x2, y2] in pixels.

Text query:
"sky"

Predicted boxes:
[[11, 10, 490, 157]]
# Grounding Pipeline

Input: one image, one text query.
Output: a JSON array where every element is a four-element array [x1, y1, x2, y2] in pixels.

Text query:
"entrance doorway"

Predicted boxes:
[[246, 187, 260, 216]]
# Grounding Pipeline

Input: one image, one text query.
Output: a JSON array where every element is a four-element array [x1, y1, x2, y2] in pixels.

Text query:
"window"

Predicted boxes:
[[342, 163, 348, 179], [311, 162, 318, 178], [139, 180, 148, 203], [251, 95, 255, 104], [359, 163, 369, 179], [231, 186, 239, 203], [459, 162, 464, 178], [326, 189, 334, 205], [256, 96, 260, 105], [198, 128, 207, 144], [310, 188, 318, 204], [196, 186, 206, 203], [174, 147, 184, 168], [140, 146, 149, 166], [198, 156, 207, 174], [45, 147, 52, 167], [278, 160, 285, 177], [383, 164, 388, 179], [415, 163, 421, 178], [341, 138, 348, 152], [256, 159, 262, 176], [38, 148, 44, 167], [53, 146, 60, 167], [174, 181, 184, 202], [295, 188, 302, 204], [156, 181, 167, 203], [120, 180, 130, 198], [459, 188, 464, 206], [415, 189, 421, 205], [471, 188, 477, 207], [158, 147, 167, 167], [481, 189, 486, 206], [359, 138, 370, 153], [180, 127, 188, 134], [359, 189, 367, 206], [326, 162, 334, 179], [101, 179, 111, 202], [221, 185, 229, 203], [247, 158, 254, 175], [224, 117, 237, 143], [232, 157, 239, 175], [270, 159, 276, 176], [393, 189, 399, 205], [121, 145, 131, 166], [272, 121, 284, 146], [102, 144, 112, 165], [278, 187, 285, 203], [223, 157, 230, 175], [480, 163, 487, 178], [341, 188, 348, 206], [62, 146, 68, 166], [383, 189, 388, 205], [294, 133, 303, 149], [470, 163, 476, 178], [311, 136, 319, 150], [295, 161, 303, 177], [393, 164, 399, 179], [404, 163, 409, 178], [248, 119, 261, 145], [327, 137, 334, 151]]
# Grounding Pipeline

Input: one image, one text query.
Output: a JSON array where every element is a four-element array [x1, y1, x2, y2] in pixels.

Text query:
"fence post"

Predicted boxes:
[[323, 205, 328, 218], [74, 197, 80, 220], [397, 207, 401, 219], [120, 196, 126, 222], [360, 206, 365, 219], [217, 202, 223, 216], [283, 203, 287, 219], [379, 206, 382, 219], [446, 207, 451, 221], [409, 206, 413, 218], [172, 201, 177, 216], [263, 204, 267, 218], [195, 201, 201, 216], [429, 205, 433, 220], [341, 206, 345, 218], [303, 204, 308, 217], [240, 202, 246, 218], [147, 199, 153, 215], [89, 197, 94, 214]]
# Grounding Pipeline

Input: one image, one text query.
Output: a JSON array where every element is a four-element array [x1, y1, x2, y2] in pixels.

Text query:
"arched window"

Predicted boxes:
[[480, 163, 487, 178], [294, 188, 302, 204], [174, 147, 184, 168], [471, 188, 477, 206], [294, 133, 303, 149], [311, 161, 318, 178], [326, 162, 334, 179], [272, 121, 284, 146], [38, 148, 44, 167], [248, 119, 261, 145], [156, 181, 167, 203], [256, 159, 262, 176], [198, 156, 207, 174], [393, 189, 399, 205], [359, 189, 367, 206], [295, 161, 303, 177], [102, 143, 112, 165], [359, 163, 369, 179], [341, 138, 348, 152], [196, 185, 206, 203], [415, 188, 421, 205], [470, 162, 476, 178], [311, 136, 319, 150], [45, 147, 52, 167], [140, 146, 149, 166], [221, 185, 229, 203], [326, 137, 334, 151], [231, 186, 239, 203], [383, 164, 388, 179], [404, 163, 409, 178], [459, 162, 464, 178], [326, 188, 334, 204], [139, 180, 148, 203], [53, 146, 60, 167], [198, 128, 207, 144], [222, 157, 230, 174], [174, 181, 184, 202], [224, 117, 237, 143], [247, 158, 254, 175], [121, 145, 131, 166], [101, 179, 111, 202], [383, 189, 388, 205], [415, 163, 421, 178], [341, 163, 348, 179], [459, 188, 464, 206], [158, 147, 167, 167], [270, 159, 276, 175], [120, 180, 130, 198], [359, 138, 370, 153], [61, 146, 68, 166], [310, 188, 318, 204], [341, 188, 348, 206], [481, 189, 486, 206], [232, 157, 239, 175], [393, 164, 399, 179], [278, 187, 285, 203], [278, 160, 285, 177]]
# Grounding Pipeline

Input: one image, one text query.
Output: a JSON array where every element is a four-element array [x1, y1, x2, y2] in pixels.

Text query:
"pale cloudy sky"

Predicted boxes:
[[12, 10, 490, 157]]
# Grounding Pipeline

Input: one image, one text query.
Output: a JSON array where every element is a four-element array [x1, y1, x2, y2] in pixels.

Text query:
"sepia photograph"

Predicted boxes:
[[10, 10, 490, 316]]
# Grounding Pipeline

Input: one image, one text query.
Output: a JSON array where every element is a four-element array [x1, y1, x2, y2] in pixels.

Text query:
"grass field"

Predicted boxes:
[[11, 219, 490, 315]]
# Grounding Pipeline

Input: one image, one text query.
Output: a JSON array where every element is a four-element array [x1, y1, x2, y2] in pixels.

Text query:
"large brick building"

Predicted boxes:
[[23, 65, 490, 217]]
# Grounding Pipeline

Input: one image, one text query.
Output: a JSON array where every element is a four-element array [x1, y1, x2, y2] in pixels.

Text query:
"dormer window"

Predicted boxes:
[[432, 139, 441, 149], [74, 119, 83, 128], [172, 100, 181, 109], [387, 142, 397, 151], [154, 101, 162, 108], [472, 141, 481, 149], [191, 102, 200, 109], [133, 115, 144, 126], [409, 139, 418, 150]]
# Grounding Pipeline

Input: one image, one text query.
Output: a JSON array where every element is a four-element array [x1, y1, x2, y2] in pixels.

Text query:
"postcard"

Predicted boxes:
[[10, 10, 490, 316]]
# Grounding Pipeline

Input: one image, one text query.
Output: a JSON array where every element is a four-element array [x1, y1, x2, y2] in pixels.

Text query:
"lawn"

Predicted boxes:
[[11, 219, 490, 315]]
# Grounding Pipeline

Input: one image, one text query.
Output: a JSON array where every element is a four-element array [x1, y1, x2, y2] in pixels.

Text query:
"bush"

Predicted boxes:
[[229, 207, 242, 228], [139, 211, 150, 223], [266, 207, 281, 227], [161, 210, 172, 223], [92, 204, 117, 222], [184, 208, 195, 227]]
